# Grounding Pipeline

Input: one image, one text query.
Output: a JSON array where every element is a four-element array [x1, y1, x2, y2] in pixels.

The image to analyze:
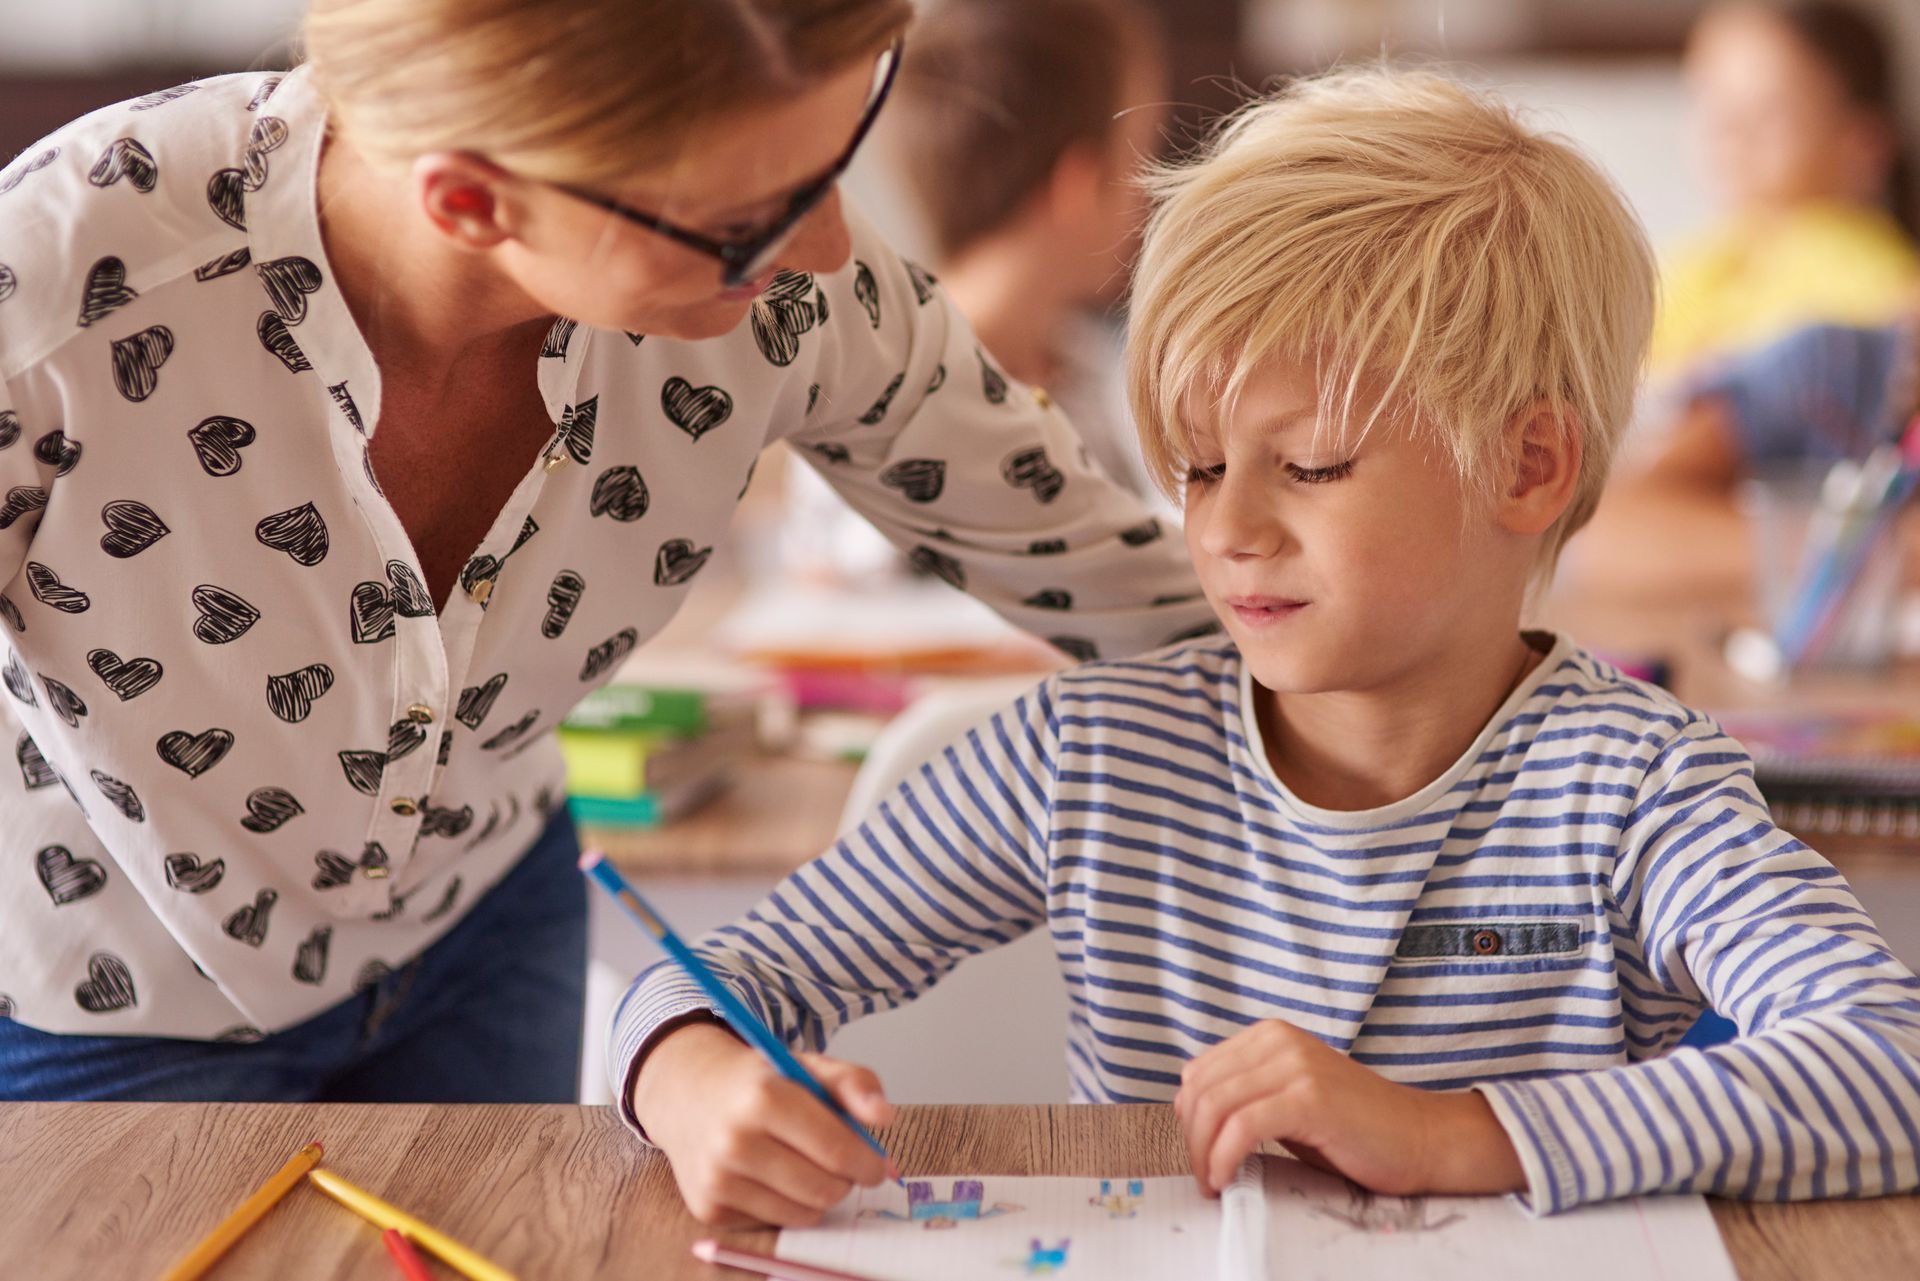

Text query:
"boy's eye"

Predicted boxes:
[[1285, 459, 1355, 485], [1185, 463, 1226, 486]]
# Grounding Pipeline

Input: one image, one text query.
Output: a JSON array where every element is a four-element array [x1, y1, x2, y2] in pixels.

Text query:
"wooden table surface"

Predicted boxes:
[[4, 1101, 1917, 1281]]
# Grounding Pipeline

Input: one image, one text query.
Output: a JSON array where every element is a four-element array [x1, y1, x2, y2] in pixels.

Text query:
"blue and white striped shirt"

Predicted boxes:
[[613, 633, 1920, 1213]]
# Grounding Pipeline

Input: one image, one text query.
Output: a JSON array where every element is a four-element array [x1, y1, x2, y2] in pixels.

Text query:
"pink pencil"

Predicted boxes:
[[691, 1238, 888, 1281]]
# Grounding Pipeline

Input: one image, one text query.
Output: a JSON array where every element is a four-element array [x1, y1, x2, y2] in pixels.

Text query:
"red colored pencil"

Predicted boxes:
[[383, 1227, 436, 1281], [690, 1238, 887, 1281]]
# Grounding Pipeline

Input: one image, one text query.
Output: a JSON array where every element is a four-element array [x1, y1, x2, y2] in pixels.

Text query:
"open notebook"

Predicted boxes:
[[776, 1157, 1739, 1280]]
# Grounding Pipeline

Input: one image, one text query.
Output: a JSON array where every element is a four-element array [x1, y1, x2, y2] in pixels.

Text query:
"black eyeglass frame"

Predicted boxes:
[[549, 39, 904, 288]]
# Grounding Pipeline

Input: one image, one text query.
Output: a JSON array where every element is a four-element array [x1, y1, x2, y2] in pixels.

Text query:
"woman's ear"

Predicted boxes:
[[413, 152, 516, 250], [1042, 140, 1107, 233], [1497, 399, 1583, 537]]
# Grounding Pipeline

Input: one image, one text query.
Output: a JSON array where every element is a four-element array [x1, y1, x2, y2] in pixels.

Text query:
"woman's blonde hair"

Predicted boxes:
[[303, 0, 913, 185], [1126, 66, 1656, 562]]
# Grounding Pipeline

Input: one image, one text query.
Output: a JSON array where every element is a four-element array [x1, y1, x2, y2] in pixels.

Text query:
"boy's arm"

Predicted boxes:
[[608, 681, 1062, 1133], [1473, 719, 1920, 1213]]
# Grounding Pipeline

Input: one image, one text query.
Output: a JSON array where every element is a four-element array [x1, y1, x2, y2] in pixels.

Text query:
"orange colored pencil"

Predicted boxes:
[[158, 1140, 324, 1281]]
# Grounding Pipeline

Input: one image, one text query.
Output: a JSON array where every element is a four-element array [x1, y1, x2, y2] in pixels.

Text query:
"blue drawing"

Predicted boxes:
[[1088, 1178, 1144, 1218], [1021, 1238, 1071, 1274], [861, 1179, 1024, 1230]]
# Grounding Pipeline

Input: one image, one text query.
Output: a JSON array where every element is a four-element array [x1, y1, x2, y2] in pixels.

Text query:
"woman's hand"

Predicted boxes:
[[1174, 1019, 1526, 1198], [632, 1021, 899, 1227]]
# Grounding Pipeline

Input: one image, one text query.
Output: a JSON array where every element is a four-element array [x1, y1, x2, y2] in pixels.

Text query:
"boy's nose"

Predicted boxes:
[[1196, 475, 1285, 562]]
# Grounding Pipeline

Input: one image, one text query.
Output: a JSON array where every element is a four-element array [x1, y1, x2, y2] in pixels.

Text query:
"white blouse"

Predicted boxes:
[[0, 68, 1213, 1040]]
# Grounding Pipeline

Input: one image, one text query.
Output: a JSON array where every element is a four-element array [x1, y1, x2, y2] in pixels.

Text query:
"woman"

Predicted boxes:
[[0, 0, 1210, 1102]]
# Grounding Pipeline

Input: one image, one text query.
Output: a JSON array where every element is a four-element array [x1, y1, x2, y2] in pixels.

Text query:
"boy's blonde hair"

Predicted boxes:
[[1127, 67, 1656, 561], [303, 0, 912, 186]]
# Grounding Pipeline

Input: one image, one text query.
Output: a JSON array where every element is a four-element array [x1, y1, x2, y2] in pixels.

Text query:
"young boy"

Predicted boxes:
[[612, 68, 1920, 1226]]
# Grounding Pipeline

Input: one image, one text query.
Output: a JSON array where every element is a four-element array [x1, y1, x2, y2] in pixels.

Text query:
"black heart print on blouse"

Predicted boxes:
[[580, 627, 638, 682], [458, 517, 538, 609], [481, 710, 540, 751], [37, 845, 107, 905], [3, 651, 35, 706], [1001, 446, 1065, 504], [240, 786, 303, 832], [110, 325, 174, 402], [1119, 519, 1162, 547], [131, 83, 198, 110], [557, 396, 596, 464], [205, 116, 288, 229], [17, 733, 57, 789], [807, 441, 850, 465], [157, 727, 234, 777], [190, 584, 260, 644], [78, 256, 138, 327], [456, 672, 507, 729], [0, 486, 47, 531], [26, 562, 89, 614], [188, 415, 255, 476], [1024, 589, 1073, 611], [266, 663, 334, 722], [338, 750, 386, 795], [1027, 538, 1067, 556], [0, 594, 21, 633], [329, 382, 365, 433], [853, 260, 880, 328], [41, 676, 86, 727], [0, 409, 18, 447], [87, 648, 162, 700], [206, 168, 246, 230], [858, 373, 904, 426], [387, 717, 427, 761], [87, 138, 158, 193], [255, 502, 328, 565], [349, 561, 433, 644], [904, 259, 937, 305], [312, 842, 388, 889], [979, 348, 1008, 404], [215, 1025, 266, 1043], [750, 270, 821, 366], [909, 545, 966, 591], [255, 256, 322, 325], [880, 459, 945, 503], [293, 925, 330, 984], [0, 265, 14, 303], [926, 364, 947, 396], [99, 499, 169, 558], [422, 877, 463, 923], [589, 466, 650, 522], [0, 146, 58, 197], [248, 78, 283, 111], [257, 312, 311, 372], [74, 952, 136, 1013], [542, 317, 577, 359], [661, 377, 733, 442], [542, 570, 585, 638], [34, 430, 81, 476], [355, 961, 393, 994], [164, 852, 224, 894], [90, 770, 144, 822], [223, 888, 277, 947], [1050, 636, 1099, 663], [193, 247, 251, 282], [654, 539, 711, 588], [419, 801, 475, 837]]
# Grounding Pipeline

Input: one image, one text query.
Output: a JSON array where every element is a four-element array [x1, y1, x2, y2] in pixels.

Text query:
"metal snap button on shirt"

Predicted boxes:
[[389, 797, 418, 817], [467, 577, 494, 605], [1471, 929, 1503, 956], [406, 704, 434, 724], [543, 452, 568, 473]]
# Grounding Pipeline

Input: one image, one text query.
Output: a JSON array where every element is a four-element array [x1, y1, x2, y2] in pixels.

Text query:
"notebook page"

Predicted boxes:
[[1261, 1157, 1740, 1281], [777, 1174, 1220, 1279]]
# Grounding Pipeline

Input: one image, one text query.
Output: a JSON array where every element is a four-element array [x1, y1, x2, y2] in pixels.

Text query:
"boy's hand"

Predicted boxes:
[[632, 1020, 899, 1227], [1174, 1019, 1526, 1197]]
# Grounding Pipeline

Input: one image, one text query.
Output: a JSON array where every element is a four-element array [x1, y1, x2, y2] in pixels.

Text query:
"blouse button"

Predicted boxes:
[[1031, 386, 1053, 409], [406, 704, 434, 724], [390, 797, 419, 817], [543, 452, 568, 473], [1471, 929, 1503, 956], [468, 578, 494, 606], [362, 865, 389, 880]]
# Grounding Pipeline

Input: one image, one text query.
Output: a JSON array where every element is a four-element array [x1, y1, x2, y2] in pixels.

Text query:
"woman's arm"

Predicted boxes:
[[1474, 720, 1920, 1213]]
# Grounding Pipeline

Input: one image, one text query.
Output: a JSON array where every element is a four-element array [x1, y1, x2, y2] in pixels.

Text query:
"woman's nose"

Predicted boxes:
[[775, 186, 852, 278]]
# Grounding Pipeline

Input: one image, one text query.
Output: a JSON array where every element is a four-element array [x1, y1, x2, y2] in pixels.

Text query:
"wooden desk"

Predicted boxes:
[[4, 1101, 1917, 1280]]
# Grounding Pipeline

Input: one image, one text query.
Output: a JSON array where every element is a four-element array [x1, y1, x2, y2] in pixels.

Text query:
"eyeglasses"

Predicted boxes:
[[549, 39, 903, 288]]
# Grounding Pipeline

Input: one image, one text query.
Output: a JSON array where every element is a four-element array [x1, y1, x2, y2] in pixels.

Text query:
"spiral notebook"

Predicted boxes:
[[1716, 709, 1920, 839], [776, 1158, 1738, 1281]]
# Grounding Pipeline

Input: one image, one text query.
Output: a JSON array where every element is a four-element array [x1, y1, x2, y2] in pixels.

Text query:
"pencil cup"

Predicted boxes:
[[1739, 462, 1906, 673]]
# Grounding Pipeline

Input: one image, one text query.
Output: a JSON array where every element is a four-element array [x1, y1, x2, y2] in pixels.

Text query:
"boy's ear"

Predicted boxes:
[[1497, 398, 1582, 537], [412, 152, 518, 251]]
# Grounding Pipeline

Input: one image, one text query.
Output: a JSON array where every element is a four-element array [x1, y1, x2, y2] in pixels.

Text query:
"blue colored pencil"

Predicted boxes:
[[579, 848, 899, 1178]]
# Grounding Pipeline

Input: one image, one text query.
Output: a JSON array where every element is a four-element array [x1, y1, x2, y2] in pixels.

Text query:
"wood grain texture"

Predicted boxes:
[[585, 754, 858, 876], [3, 1102, 1916, 1280]]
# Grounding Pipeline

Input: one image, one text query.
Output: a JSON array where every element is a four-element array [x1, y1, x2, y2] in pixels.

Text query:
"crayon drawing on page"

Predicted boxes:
[[859, 1179, 1024, 1229]]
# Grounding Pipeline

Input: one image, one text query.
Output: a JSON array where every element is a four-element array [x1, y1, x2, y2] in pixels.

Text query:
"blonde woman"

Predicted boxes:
[[0, 0, 1210, 1104]]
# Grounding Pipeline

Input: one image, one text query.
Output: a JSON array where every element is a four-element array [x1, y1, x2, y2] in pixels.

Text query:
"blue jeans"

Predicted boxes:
[[0, 808, 587, 1103]]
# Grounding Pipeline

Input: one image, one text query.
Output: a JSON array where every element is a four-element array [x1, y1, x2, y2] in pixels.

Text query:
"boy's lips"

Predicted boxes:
[[1224, 594, 1308, 626]]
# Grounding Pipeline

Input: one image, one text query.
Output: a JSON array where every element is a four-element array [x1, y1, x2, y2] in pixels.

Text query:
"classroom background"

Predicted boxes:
[[7, 0, 1920, 1107]]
